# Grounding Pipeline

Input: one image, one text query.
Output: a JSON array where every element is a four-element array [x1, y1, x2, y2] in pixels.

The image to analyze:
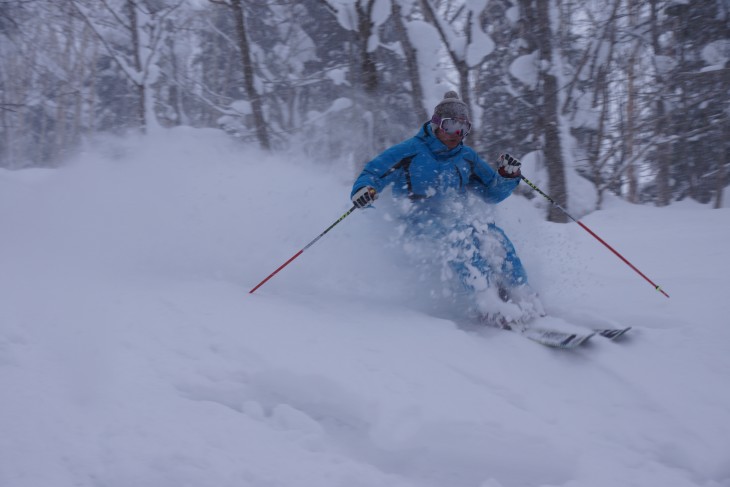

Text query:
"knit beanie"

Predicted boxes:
[[431, 91, 469, 128]]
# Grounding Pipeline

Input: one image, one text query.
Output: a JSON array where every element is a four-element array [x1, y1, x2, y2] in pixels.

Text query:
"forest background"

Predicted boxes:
[[1, 0, 728, 219]]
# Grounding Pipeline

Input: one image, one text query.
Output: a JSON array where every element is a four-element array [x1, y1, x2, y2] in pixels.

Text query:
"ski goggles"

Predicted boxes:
[[434, 117, 471, 137]]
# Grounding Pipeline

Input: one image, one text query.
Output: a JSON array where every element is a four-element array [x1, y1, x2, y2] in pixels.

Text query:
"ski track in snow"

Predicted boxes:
[[1, 128, 729, 487]]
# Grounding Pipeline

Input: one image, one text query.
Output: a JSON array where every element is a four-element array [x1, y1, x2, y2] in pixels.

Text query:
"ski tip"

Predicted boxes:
[[595, 326, 632, 340]]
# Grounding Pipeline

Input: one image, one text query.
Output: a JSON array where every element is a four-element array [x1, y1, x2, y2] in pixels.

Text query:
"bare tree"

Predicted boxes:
[[71, 0, 182, 133], [649, 0, 670, 207], [419, 0, 495, 142], [518, 0, 568, 222], [227, 0, 270, 149], [319, 0, 382, 96], [625, 0, 639, 203], [1, 0, 94, 167], [391, 0, 428, 122]]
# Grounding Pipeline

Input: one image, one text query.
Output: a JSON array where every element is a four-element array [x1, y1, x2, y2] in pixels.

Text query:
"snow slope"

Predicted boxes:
[[1, 128, 729, 487]]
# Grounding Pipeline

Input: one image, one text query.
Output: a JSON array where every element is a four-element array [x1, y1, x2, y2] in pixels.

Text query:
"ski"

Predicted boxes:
[[468, 316, 630, 349], [517, 325, 631, 348], [517, 326, 595, 349], [593, 326, 632, 340]]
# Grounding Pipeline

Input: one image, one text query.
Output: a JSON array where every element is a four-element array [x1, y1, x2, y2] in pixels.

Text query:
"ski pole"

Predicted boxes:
[[520, 174, 670, 298], [249, 205, 357, 294]]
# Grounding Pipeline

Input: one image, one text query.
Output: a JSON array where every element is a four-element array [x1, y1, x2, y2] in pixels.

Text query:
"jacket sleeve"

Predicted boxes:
[[350, 140, 416, 198], [467, 151, 520, 204]]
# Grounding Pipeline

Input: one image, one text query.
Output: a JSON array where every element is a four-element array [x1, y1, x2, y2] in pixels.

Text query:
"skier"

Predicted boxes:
[[350, 91, 544, 326]]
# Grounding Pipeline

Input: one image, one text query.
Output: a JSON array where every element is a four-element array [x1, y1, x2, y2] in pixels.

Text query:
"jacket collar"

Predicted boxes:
[[416, 122, 464, 158]]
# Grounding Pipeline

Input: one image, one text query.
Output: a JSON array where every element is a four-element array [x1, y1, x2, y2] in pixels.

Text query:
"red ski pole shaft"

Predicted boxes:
[[249, 205, 357, 294], [520, 175, 669, 298]]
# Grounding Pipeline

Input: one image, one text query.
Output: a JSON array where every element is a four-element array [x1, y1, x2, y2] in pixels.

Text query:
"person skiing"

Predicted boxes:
[[350, 91, 543, 326]]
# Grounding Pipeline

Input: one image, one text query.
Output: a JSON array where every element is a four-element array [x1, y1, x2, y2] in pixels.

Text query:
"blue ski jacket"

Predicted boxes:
[[351, 123, 519, 209]]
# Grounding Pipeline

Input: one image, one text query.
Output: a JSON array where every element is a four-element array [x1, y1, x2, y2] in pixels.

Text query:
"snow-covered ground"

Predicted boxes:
[[1, 128, 729, 487]]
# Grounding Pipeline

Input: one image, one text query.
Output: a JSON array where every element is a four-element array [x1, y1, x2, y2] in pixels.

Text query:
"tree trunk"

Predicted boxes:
[[128, 0, 147, 133], [391, 0, 428, 121], [419, 0, 474, 138], [231, 0, 270, 150], [167, 34, 184, 126], [650, 0, 670, 206], [625, 0, 638, 203], [356, 0, 378, 95], [535, 0, 568, 222], [1, 84, 10, 167], [715, 116, 727, 209]]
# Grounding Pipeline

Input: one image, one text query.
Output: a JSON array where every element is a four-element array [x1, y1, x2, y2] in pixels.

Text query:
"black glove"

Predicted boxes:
[[498, 153, 522, 178], [352, 186, 377, 208]]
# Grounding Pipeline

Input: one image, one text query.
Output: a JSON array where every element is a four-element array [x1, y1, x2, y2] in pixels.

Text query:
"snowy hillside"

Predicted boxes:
[[1, 128, 729, 487]]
